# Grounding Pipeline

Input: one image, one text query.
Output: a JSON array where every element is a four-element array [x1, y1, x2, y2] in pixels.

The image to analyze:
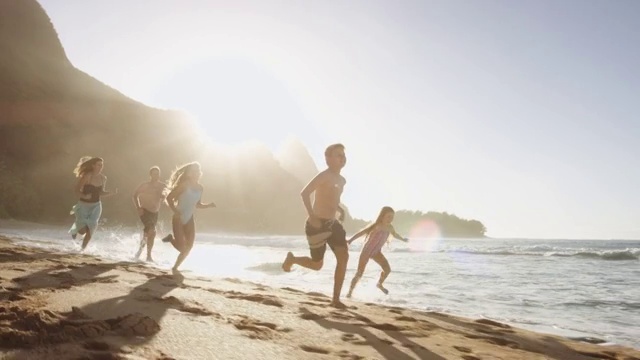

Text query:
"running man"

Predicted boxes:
[[133, 166, 167, 262], [282, 143, 349, 308]]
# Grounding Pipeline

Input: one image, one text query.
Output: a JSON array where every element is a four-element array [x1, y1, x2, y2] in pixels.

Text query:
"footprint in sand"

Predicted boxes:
[[395, 315, 418, 322], [575, 350, 620, 360], [413, 320, 438, 332], [335, 350, 366, 359], [340, 333, 369, 346], [464, 333, 520, 349], [0, 290, 28, 301], [454, 345, 472, 353], [145, 295, 223, 319], [329, 311, 354, 321], [327, 311, 371, 324], [92, 275, 119, 284], [225, 292, 284, 308], [473, 319, 515, 335], [476, 327, 515, 335], [301, 342, 369, 358], [308, 297, 331, 304], [402, 342, 434, 353], [79, 352, 122, 360], [83, 340, 111, 351], [474, 318, 512, 329], [298, 309, 323, 321], [106, 313, 161, 337], [352, 314, 372, 323], [306, 291, 329, 298], [368, 322, 404, 331], [129, 289, 222, 319], [146, 275, 183, 287], [299, 345, 330, 354], [281, 287, 305, 294], [299, 301, 327, 307], [223, 277, 244, 284], [461, 355, 482, 360], [156, 352, 178, 360], [229, 315, 288, 340], [203, 288, 223, 295], [0, 306, 160, 348], [50, 271, 74, 279]]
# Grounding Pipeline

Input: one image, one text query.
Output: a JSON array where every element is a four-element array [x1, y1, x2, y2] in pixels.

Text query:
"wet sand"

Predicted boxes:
[[1, 235, 638, 360]]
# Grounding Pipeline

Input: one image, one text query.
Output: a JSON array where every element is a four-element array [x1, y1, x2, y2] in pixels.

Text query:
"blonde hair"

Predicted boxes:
[[167, 162, 200, 190], [73, 156, 103, 178], [361, 206, 395, 240]]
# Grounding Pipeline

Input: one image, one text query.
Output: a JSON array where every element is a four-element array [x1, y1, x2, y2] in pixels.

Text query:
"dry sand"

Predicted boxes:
[[0, 235, 638, 360]]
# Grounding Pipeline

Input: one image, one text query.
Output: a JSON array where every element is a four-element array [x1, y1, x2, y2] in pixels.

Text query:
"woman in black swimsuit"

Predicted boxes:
[[69, 156, 117, 250]]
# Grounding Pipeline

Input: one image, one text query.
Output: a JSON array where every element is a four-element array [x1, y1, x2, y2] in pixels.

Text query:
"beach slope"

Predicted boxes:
[[1, 236, 638, 360]]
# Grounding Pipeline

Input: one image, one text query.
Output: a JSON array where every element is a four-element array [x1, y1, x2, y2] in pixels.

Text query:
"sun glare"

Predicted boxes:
[[408, 219, 442, 252], [150, 56, 316, 152]]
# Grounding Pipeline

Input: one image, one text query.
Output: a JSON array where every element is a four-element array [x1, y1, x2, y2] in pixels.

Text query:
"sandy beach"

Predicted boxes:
[[1, 235, 638, 360]]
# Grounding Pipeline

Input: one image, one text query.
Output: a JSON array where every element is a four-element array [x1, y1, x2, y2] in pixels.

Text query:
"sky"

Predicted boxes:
[[38, 0, 640, 239]]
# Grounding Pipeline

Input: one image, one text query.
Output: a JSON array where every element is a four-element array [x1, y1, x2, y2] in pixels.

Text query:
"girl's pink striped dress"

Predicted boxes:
[[361, 228, 390, 259]]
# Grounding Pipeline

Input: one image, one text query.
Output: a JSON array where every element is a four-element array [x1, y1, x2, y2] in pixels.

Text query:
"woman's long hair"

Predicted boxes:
[[73, 156, 103, 178], [360, 206, 395, 237], [167, 162, 200, 190]]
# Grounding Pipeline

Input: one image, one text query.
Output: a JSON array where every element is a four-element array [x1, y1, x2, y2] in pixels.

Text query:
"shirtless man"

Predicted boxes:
[[282, 143, 349, 308], [132, 166, 167, 262]]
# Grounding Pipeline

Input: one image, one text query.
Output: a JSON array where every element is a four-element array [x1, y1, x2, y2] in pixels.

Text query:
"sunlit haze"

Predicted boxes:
[[38, 0, 640, 239]]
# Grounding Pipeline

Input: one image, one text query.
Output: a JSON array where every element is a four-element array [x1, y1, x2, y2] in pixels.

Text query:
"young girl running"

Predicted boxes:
[[346, 206, 408, 297], [69, 157, 117, 250], [162, 162, 215, 272]]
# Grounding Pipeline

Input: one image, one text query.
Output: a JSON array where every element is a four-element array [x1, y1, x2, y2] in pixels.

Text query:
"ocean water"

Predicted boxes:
[[1, 221, 639, 349]]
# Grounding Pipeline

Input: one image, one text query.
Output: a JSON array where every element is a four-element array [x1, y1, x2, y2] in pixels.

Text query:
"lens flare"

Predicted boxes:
[[407, 219, 441, 252]]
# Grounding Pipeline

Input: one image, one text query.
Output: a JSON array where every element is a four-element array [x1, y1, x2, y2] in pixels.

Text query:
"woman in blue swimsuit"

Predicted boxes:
[[163, 162, 216, 271]]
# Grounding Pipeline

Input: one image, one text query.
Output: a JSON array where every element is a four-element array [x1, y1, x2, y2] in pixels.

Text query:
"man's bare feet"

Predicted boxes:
[[376, 283, 389, 295], [171, 268, 184, 282], [330, 300, 348, 309], [346, 290, 353, 298], [282, 252, 294, 272], [146, 257, 154, 263]]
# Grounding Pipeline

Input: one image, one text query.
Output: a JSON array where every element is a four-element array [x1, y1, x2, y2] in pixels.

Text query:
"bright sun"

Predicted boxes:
[[151, 57, 313, 150]]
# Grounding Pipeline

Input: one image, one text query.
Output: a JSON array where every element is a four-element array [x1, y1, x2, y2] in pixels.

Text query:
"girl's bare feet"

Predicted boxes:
[[282, 252, 294, 272], [377, 283, 389, 295]]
